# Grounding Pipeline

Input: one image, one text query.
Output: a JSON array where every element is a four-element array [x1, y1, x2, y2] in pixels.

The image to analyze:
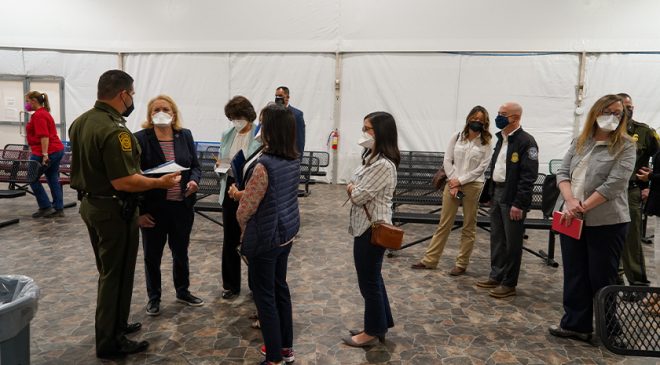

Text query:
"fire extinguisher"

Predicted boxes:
[[328, 129, 339, 150]]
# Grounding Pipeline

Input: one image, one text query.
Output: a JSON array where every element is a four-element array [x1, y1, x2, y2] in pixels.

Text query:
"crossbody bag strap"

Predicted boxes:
[[362, 205, 373, 223]]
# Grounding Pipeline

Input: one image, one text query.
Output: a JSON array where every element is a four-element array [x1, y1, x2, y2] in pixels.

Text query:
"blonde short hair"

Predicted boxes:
[[141, 94, 183, 130]]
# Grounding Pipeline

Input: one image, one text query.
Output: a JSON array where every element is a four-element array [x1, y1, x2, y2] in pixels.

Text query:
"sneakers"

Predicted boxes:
[[260, 345, 295, 363], [489, 285, 516, 298], [32, 207, 54, 218], [548, 325, 592, 342], [146, 299, 160, 316], [44, 209, 64, 218], [475, 278, 500, 288], [176, 293, 204, 307], [222, 289, 239, 299]]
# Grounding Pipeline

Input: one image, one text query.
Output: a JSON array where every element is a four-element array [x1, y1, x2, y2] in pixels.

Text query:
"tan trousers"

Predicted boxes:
[[420, 181, 483, 269]]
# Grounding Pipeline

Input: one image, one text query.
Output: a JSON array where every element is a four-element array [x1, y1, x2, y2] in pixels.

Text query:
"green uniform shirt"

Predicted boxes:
[[627, 119, 659, 189], [69, 101, 141, 195]]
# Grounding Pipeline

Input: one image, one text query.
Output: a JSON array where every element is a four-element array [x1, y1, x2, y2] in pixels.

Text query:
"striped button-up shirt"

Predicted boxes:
[[348, 155, 397, 237]]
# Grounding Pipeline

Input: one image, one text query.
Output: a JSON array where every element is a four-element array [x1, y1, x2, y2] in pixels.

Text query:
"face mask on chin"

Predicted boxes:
[[358, 132, 374, 149], [24, 102, 33, 112], [121, 92, 134, 117], [151, 111, 173, 127], [232, 119, 248, 131], [596, 114, 620, 132]]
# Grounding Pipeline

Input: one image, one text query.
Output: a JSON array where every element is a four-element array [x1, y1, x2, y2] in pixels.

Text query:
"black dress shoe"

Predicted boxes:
[[146, 299, 160, 316], [97, 337, 149, 358], [176, 293, 205, 306], [548, 325, 592, 342], [123, 322, 142, 334], [221, 290, 239, 300]]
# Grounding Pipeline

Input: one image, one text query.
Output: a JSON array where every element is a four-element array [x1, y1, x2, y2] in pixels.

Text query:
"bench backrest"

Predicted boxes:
[[196, 151, 222, 198], [1, 145, 30, 160], [394, 151, 444, 206], [0, 159, 41, 185], [303, 151, 329, 167]]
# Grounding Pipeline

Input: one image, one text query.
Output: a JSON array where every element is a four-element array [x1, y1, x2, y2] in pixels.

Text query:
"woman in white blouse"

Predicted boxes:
[[343, 111, 400, 347], [412, 106, 493, 275]]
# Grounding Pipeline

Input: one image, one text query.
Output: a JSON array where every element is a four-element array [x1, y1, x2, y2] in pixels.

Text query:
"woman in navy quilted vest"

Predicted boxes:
[[231, 103, 300, 365], [343, 111, 400, 347]]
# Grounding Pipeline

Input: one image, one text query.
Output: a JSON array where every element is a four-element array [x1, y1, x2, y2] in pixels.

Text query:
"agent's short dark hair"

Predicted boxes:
[[363, 111, 400, 167], [261, 103, 298, 160], [97, 70, 133, 100], [224, 96, 257, 122], [276, 86, 290, 96]]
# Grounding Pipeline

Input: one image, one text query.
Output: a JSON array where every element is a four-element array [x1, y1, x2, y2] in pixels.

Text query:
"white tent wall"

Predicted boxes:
[[583, 53, 660, 132], [337, 53, 578, 183], [0, 49, 117, 147], [4, 1, 660, 52]]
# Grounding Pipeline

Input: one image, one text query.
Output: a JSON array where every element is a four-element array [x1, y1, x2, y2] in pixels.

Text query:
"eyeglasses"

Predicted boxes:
[[601, 110, 623, 117], [362, 126, 373, 132]]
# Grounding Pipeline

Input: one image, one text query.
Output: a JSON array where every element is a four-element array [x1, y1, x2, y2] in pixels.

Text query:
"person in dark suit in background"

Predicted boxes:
[[134, 94, 204, 317], [275, 86, 305, 157]]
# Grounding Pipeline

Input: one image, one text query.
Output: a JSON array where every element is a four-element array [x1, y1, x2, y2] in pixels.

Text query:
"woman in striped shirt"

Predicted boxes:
[[343, 111, 400, 347], [134, 95, 203, 316]]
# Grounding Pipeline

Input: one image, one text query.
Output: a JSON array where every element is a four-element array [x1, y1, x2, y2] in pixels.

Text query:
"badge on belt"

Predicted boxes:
[[511, 152, 519, 163]]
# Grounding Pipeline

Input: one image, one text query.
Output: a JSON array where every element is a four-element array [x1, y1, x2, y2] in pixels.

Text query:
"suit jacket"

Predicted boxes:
[[289, 105, 306, 158], [134, 127, 201, 212]]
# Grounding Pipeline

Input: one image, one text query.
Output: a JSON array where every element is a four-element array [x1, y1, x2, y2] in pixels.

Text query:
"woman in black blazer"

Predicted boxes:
[[134, 95, 203, 316]]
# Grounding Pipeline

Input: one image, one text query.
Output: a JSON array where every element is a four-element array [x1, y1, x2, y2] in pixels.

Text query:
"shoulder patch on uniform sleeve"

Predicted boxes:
[[654, 130, 659, 141], [528, 147, 538, 161], [118, 132, 132, 152]]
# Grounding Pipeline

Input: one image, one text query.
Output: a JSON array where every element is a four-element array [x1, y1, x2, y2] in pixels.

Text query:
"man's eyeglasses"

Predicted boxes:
[[601, 110, 622, 117], [362, 126, 373, 132]]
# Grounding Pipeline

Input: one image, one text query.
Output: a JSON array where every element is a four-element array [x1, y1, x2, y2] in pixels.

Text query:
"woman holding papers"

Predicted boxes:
[[134, 95, 203, 316], [218, 96, 262, 300], [549, 94, 635, 345]]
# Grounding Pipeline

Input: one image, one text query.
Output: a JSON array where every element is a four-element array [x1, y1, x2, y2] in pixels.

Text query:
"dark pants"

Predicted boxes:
[[221, 176, 242, 293], [489, 185, 527, 287], [29, 149, 64, 210], [353, 228, 394, 336], [249, 244, 293, 363], [559, 222, 627, 333], [141, 200, 195, 301], [620, 188, 649, 285], [80, 197, 139, 354]]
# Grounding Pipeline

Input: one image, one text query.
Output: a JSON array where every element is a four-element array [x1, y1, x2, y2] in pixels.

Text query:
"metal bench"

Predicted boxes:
[[595, 285, 660, 357], [391, 151, 557, 267], [0, 159, 41, 228], [193, 149, 223, 226]]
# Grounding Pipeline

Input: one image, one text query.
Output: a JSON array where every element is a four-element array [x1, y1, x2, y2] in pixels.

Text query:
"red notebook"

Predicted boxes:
[[552, 211, 583, 240]]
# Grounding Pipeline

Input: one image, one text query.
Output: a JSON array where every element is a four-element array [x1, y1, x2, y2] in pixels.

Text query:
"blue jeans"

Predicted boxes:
[[353, 228, 394, 336], [249, 244, 293, 362], [29, 149, 64, 210]]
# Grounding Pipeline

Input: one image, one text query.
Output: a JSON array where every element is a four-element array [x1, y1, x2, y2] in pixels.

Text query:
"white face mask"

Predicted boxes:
[[232, 119, 248, 131], [596, 114, 620, 132], [152, 111, 173, 126], [358, 132, 374, 149]]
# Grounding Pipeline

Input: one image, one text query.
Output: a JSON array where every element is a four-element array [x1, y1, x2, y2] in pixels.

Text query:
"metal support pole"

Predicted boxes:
[[331, 52, 342, 184], [574, 52, 587, 138]]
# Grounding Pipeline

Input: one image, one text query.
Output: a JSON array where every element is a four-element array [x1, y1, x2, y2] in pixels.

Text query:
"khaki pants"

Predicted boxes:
[[420, 181, 483, 269]]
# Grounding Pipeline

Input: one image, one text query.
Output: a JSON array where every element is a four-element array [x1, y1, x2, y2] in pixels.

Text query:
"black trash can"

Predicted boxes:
[[0, 275, 40, 365]]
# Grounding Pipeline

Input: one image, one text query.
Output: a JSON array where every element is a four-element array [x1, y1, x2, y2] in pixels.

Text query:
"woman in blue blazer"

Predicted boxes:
[[134, 95, 203, 316]]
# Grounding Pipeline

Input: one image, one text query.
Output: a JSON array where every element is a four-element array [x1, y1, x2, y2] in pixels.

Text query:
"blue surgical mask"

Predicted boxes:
[[495, 115, 509, 129]]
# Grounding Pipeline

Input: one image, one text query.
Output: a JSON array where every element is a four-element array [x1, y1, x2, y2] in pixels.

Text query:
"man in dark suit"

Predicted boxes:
[[275, 86, 306, 157]]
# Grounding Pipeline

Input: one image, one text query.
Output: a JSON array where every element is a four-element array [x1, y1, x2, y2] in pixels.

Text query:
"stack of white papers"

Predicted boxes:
[[142, 161, 190, 175]]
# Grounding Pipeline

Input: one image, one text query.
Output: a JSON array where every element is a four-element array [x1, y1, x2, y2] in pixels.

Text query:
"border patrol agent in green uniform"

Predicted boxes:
[[618, 93, 658, 287], [69, 70, 180, 359]]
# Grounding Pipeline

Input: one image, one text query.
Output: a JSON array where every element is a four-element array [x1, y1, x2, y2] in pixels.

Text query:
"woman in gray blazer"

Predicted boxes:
[[549, 94, 635, 344]]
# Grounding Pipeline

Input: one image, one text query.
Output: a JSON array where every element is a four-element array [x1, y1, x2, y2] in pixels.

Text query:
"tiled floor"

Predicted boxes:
[[1, 184, 658, 364]]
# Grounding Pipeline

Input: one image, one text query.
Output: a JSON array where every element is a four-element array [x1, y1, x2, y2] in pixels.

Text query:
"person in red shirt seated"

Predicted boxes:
[[25, 91, 66, 218]]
